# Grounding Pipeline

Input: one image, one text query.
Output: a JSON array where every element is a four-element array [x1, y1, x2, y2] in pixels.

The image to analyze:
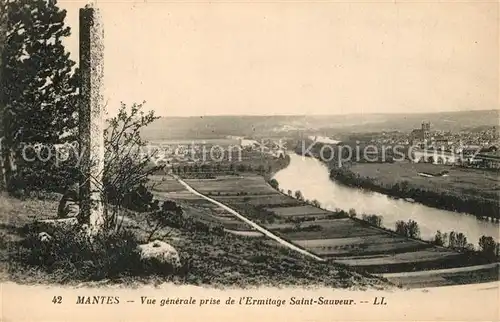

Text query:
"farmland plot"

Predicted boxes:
[[316, 240, 432, 257], [150, 176, 188, 192], [246, 195, 304, 207], [271, 218, 384, 240], [335, 249, 459, 267], [266, 205, 330, 217], [185, 175, 277, 195], [152, 191, 203, 200], [293, 235, 406, 248], [181, 203, 252, 231], [276, 226, 382, 240]]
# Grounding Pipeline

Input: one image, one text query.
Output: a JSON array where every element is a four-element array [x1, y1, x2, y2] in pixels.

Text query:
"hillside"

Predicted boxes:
[[141, 110, 499, 141]]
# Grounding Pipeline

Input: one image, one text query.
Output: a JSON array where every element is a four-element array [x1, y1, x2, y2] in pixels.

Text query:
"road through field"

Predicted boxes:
[[173, 176, 326, 262]]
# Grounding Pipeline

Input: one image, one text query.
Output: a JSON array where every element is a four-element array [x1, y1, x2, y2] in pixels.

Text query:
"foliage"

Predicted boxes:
[[454, 232, 468, 250], [395, 219, 420, 238], [142, 200, 183, 242], [330, 167, 499, 219], [101, 102, 164, 227], [449, 231, 457, 248], [348, 208, 357, 218], [362, 214, 383, 227], [478, 235, 497, 259], [310, 199, 321, 208], [1, 0, 79, 193], [432, 230, 447, 246], [12, 227, 180, 281], [446, 231, 469, 251], [123, 184, 159, 213], [294, 190, 304, 201], [268, 178, 279, 190]]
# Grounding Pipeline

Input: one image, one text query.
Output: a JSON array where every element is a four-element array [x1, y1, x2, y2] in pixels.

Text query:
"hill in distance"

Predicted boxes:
[[141, 109, 499, 141]]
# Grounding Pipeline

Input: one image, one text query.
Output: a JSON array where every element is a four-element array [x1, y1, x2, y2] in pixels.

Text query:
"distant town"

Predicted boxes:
[[143, 121, 500, 171]]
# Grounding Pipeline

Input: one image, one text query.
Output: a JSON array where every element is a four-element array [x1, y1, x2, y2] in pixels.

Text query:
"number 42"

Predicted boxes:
[[52, 296, 62, 304]]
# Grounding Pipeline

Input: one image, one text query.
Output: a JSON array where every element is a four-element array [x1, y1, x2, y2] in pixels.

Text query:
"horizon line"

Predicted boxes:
[[150, 108, 499, 119]]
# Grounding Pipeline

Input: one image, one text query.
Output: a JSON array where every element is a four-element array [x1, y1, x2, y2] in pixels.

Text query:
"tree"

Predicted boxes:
[[406, 219, 420, 238], [267, 178, 279, 190], [311, 199, 321, 208], [294, 190, 304, 201], [448, 231, 457, 248], [144, 200, 183, 242], [400, 180, 410, 193], [1, 0, 79, 193], [395, 220, 406, 235], [362, 214, 383, 227], [348, 208, 357, 218], [433, 230, 447, 246], [478, 235, 497, 259], [102, 102, 164, 228], [287, 189, 292, 196], [395, 219, 420, 238], [455, 232, 467, 250]]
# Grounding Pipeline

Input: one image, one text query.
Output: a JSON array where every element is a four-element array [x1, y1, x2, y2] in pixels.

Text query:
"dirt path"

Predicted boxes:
[[173, 176, 326, 262]]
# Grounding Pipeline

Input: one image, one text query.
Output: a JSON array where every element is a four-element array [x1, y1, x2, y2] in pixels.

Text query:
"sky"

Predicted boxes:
[[59, 0, 499, 117]]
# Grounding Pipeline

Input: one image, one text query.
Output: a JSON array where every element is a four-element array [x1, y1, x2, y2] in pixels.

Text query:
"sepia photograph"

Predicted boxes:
[[0, 0, 498, 320]]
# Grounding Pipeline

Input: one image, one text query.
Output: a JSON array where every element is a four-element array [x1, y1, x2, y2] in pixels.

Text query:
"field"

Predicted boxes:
[[0, 194, 387, 288], [148, 175, 255, 232], [383, 264, 500, 288], [348, 162, 500, 202], [184, 175, 278, 196], [2, 168, 494, 288], [179, 173, 498, 288], [265, 205, 330, 217]]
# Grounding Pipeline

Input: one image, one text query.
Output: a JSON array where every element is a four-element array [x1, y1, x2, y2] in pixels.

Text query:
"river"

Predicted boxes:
[[273, 153, 499, 246]]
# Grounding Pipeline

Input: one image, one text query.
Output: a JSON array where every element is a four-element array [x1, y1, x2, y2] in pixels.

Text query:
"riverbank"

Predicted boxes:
[[329, 162, 500, 220], [270, 155, 500, 287], [173, 163, 497, 285], [275, 154, 500, 244]]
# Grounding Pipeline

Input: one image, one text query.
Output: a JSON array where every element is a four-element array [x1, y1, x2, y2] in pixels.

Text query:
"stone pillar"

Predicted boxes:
[[79, 5, 105, 234]]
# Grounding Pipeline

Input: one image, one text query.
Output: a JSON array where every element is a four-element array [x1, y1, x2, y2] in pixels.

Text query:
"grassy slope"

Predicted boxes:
[[0, 194, 390, 289]]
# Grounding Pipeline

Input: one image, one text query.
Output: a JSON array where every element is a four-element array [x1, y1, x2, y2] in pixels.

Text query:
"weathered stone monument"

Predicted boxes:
[[79, 4, 105, 234]]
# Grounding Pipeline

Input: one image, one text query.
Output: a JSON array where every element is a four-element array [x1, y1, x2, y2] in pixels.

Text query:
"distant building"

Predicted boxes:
[[410, 122, 431, 144], [239, 139, 259, 148], [470, 151, 500, 169]]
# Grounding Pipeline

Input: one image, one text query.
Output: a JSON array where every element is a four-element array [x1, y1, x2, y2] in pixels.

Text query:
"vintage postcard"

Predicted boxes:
[[0, 0, 499, 321]]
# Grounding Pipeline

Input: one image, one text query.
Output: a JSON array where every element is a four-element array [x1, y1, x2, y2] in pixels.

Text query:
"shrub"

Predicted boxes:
[[478, 235, 497, 260], [361, 214, 383, 227], [268, 178, 279, 190], [101, 102, 165, 225], [294, 190, 304, 201], [395, 219, 420, 238], [432, 230, 447, 246], [311, 199, 321, 208], [12, 227, 179, 281]]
